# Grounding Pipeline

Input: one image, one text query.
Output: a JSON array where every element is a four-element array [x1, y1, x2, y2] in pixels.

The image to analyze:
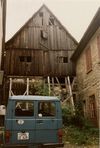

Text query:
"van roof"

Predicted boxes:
[[9, 95, 60, 101]]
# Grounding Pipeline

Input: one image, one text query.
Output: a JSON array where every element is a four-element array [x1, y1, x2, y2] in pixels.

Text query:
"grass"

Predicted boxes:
[[63, 125, 99, 146]]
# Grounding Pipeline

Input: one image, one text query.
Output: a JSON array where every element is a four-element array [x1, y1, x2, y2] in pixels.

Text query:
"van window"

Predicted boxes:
[[38, 102, 56, 117], [15, 101, 34, 116]]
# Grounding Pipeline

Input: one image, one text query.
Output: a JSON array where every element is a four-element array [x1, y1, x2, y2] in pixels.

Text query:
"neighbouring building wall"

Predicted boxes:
[[0, 0, 6, 70], [0, 0, 3, 70], [76, 28, 100, 126], [0, 0, 6, 104]]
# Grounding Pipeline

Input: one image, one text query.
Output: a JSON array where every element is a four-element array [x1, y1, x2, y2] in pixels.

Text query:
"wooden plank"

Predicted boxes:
[[67, 76, 75, 112], [51, 77, 55, 95], [55, 77, 61, 87], [47, 76, 51, 96]]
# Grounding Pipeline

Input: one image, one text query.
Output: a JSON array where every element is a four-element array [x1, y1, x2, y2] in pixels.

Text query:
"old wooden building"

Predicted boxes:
[[5, 4, 78, 77], [2, 4, 78, 105], [71, 8, 100, 126]]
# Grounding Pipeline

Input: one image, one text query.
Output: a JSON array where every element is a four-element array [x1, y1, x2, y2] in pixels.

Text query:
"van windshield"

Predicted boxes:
[[38, 102, 56, 117], [15, 101, 34, 116]]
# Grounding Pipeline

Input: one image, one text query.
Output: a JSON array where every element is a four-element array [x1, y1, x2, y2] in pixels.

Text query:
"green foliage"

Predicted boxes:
[[62, 99, 99, 146], [63, 126, 99, 145], [29, 81, 50, 96], [62, 99, 87, 127], [62, 106, 73, 126]]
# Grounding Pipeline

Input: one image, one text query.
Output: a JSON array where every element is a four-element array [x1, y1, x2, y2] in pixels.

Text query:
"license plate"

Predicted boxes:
[[18, 132, 29, 140]]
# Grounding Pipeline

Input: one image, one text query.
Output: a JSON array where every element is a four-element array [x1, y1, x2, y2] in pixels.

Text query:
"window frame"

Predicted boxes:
[[19, 56, 32, 63], [15, 101, 34, 117], [57, 56, 68, 63], [38, 101, 56, 118], [89, 95, 97, 119]]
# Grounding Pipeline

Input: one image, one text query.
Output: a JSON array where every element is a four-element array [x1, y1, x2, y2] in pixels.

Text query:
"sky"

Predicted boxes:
[[6, 0, 100, 42]]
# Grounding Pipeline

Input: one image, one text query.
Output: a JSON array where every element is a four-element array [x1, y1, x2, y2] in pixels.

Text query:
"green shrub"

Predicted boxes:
[[29, 81, 50, 96], [62, 100, 99, 145], [63, 126, 99, 145], [62, 106, 73, 126]]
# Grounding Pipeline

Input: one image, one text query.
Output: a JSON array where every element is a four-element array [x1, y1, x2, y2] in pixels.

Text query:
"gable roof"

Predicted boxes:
[[71, 7, 100, 61], [6, 4, 78, 45]]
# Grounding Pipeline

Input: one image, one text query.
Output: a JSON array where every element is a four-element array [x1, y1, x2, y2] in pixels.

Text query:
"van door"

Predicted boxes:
[[35, 101, 58, 143], [11, 100, 35, 144]]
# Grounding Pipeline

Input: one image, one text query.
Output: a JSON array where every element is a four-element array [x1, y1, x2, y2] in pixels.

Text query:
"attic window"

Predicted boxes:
[[49, 16, 54, 25], [39, 12, 43, 17], [41, 30, 48, 39], [57, 56, 68, 63]]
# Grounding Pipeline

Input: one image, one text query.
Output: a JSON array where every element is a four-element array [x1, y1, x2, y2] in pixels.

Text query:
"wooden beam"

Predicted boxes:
[[65, 77, 68, 91], [9, 78, 14, 96], [52, 77, 55, 95], [26, 78, 29, 95], [55, 77, 61, 87], [47, 76, 51, 96], [67, 76, 75, 112]]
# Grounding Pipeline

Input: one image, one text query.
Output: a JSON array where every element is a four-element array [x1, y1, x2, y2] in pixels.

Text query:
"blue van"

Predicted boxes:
[[4, 95, 64, 147]]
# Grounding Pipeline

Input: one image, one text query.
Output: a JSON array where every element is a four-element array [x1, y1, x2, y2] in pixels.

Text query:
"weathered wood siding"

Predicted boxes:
[[6, 27, 76, 50], [5, 5, 77, 76]]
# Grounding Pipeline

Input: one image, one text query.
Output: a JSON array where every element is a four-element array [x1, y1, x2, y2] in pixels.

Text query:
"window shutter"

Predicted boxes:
[[97, 35, 100, 59], [85, 46, 92, 73]]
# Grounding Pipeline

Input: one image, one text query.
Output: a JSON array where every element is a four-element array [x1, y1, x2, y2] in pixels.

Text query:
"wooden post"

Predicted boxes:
[[67, 76, 75, 113], [47, 76, 51, 96], [55, 77, 61, 87], [52, 77, 55, 95], [23, 78, 29, 95], [26, 78, 29, 95], [9, 78, 14, 96], [65, 77, 68, 91]]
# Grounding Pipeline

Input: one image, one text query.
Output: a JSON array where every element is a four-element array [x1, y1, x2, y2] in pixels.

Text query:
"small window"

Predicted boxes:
[[89, 95, 96, 119], [63, 57, 68, 63], [27, 56, 32, 62], [19, 56, 25, 62], [85, 46, 92, 73], [57, 56, 68, 63], [19, 56, 32, 63], [38, 102, 56, 117], [15, 101, 34, 116]]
